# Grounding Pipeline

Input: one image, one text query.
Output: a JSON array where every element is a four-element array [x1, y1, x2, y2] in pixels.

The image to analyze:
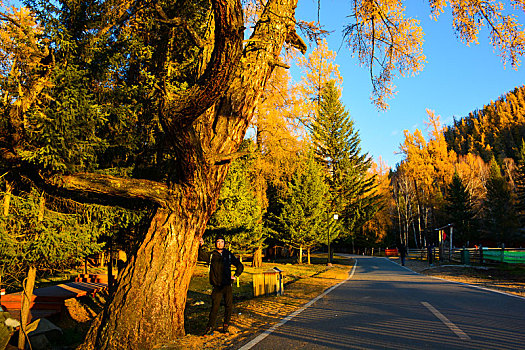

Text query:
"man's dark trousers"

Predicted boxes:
[[208, 285, 233, 328]]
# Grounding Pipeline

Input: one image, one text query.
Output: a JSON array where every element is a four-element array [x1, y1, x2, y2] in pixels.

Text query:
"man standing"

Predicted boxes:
[[198, 235, 244, 335], [399, 244, 407, 266]]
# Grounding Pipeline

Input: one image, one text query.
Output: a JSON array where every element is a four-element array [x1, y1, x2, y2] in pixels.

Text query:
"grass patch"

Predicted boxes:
[[492, 263, 525, 278]]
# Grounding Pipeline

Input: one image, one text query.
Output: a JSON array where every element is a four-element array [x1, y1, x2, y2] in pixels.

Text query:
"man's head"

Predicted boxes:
[[215, 235, 225, 251]]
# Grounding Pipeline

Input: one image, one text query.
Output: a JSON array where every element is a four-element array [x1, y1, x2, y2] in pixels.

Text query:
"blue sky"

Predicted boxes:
[[291, 0, 525, 168]]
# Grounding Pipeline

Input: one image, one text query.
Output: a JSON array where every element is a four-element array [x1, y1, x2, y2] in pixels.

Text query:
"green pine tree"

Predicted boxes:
[[0, 188, 104, 286], [312, 80, 381, 248], [483, 158, 518, 246], [444, 172, 477, 246], [205, 143, 265, 261], [513, 140, 525, 240], [272, 152, 330, 263]]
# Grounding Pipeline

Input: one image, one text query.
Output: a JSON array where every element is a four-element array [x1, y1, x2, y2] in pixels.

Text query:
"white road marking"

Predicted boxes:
[[421, 301, 471, 340], [238, 260, 358, 350]]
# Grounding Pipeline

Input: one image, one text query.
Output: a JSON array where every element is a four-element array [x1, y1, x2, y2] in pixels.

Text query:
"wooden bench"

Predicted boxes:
[[0, 278, 108, 322], [385, 249, 398, 256]]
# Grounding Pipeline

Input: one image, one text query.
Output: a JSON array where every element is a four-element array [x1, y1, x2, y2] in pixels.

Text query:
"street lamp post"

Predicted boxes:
[[328, 214, 338, 266]]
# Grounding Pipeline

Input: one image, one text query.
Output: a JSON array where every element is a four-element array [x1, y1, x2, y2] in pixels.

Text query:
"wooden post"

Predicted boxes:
[[108, 248, 114, 296], [449, 227, 453, 262], [479, 245, 484, 264], [438, 230, 441, 261], [18, 266, 36, 349], [3, 182, 11, 217], [19, 194, 45, 349], [1, 183, 10, 305], [99, 251, 105, 268], [251, 246, 263, 268]]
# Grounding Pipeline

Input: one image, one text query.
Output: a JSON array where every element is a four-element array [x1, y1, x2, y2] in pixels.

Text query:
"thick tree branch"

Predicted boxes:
[[207, 150, 250, 165], [0, 148, 176, 208], [286, 27, 307, 54], [45, 173, 174, 208], [269, 58, 291, 69], [161, 0, 244, 131], [155, 4, 208, 48], [198, 0, 301, 162]]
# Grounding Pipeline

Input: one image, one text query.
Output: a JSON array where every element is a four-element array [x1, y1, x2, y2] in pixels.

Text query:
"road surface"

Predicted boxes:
[[240, 255, 525, 350]]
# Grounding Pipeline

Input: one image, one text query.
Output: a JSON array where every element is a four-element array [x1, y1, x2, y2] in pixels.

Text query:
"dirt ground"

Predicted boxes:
[[390, 257, 525, 298]]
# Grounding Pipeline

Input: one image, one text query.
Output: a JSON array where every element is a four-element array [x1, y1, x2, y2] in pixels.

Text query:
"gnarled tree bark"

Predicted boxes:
[[0, 0, 303, 348], [70, 0, 303, 348]]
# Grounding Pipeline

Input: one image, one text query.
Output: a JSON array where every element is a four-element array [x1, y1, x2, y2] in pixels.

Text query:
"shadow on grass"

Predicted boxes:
[[52, 290, 108, 348]]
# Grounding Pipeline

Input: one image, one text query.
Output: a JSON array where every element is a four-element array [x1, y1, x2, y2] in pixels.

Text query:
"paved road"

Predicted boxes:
[[240, 255, 525, 350]]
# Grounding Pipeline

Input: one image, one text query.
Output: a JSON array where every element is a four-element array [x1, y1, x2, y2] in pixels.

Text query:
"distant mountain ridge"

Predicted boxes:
[[444, 85, 525, 162]]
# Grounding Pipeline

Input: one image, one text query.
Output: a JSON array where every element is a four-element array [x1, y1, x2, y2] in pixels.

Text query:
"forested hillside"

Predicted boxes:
[[390, 87, 525, 251], [444, 86, 525, 162]]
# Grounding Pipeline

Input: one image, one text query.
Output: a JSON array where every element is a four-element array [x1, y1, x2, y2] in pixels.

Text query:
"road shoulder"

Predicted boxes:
[[389, 256, 525, 299]]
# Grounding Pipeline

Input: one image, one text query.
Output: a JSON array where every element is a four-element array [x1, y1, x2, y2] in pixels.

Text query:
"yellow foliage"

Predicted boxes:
[[251, 67, 307, 204], [0, 4, 53, 117], [346, 0, 525, 109], [455, 153, 489, 205], [296, 39, 343, 126], [347, 0, 426, 110], [447, 0, 525, 68], [365, 157, 393, 242], [399, 110, 457, 206]]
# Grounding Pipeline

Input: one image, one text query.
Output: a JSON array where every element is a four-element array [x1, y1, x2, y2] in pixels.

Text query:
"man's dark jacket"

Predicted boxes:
[[198, 247, 244, 287]]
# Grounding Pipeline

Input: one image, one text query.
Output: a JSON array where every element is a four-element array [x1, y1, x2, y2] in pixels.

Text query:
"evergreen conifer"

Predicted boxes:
[[513, 140, 525, 240], [205, 143, 265, 260], [444, 172, 477, 246], [312, 80, 381, 246], [484, 158, 518, 245], [272, 152, 330, 263]]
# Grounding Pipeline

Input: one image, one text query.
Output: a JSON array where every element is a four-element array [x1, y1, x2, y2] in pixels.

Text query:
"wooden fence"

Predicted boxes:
[[406, 247, 525, 265]]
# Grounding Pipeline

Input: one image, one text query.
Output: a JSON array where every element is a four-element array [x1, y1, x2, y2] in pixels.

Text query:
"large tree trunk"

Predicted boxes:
[[79, 1, 303, 348], [81, 205, 211, 348]]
